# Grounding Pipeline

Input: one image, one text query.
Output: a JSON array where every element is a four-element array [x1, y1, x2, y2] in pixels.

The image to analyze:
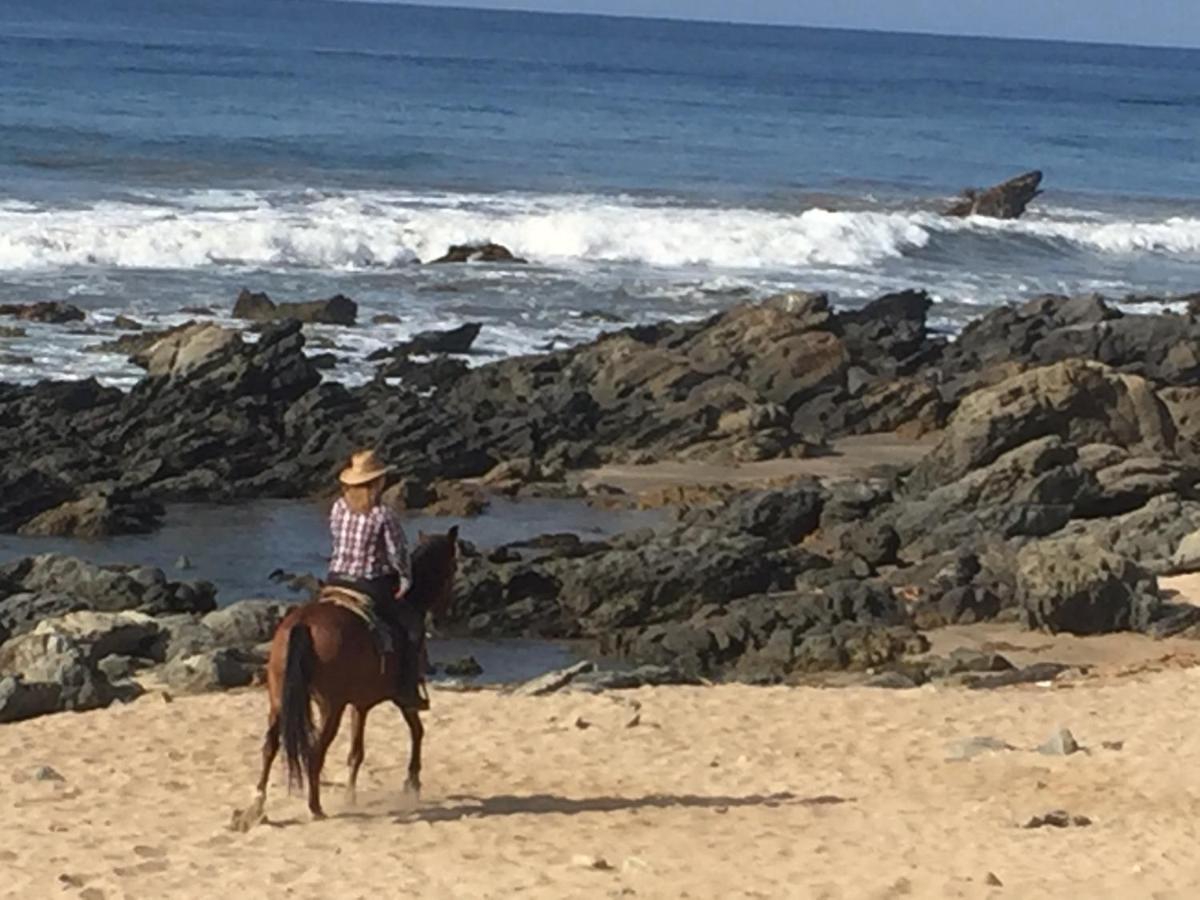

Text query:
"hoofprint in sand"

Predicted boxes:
[[6, 669, 1200, 900]]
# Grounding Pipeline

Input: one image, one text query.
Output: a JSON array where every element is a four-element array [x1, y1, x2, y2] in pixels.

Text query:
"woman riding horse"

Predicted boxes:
[[235, 450, 459, 824], [325, 449, 426, 710]]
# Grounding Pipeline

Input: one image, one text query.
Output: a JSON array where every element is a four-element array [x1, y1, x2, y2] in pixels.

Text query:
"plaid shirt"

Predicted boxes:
[[328, 497, 412, 592]]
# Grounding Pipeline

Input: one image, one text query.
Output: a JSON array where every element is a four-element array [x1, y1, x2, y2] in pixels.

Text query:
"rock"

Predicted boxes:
[[909, 361, 1176, 492], [0, 555, 216, 637], [29, 611, 163, 664], [372, 314, 402, 325], [571, 665, 701, 691], [201, 599, 292, 648], [570, 854, 613, 871], [383, 478, 437, 512], [946, 736, 1015, 761], [34, 765, 65, 782], [945, 170, 1043, 219], [162, 647, 263, 693], [400, 322, 484, 356], [985, 873, 1003, 888], [0, 630, 117, 719], [0, 676, 65, 723], [1037, 726, 1080, 756], [440, 656, 483, 677], [175, 555, 193, 571], [0, 301, 86, 324], [98, 654, 137, 682], [962, 662, 1071, 689], [865, 671, 918, 689], [308, 352, 338, 370], [139, 323, 242, 378], [17, 493, 163, 537], [232, 289, 357, 326], [1017, 537, 1160, 635], [513, 661, 596, 696], [429, 243, 527, 265], [113, 315, 143, 331], [0, 325, 28, 337], [1023, 810, 1091, 829]]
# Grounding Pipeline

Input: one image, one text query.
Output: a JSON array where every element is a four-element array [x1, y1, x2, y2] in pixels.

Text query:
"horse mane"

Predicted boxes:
[[408, 532, 457, 611]]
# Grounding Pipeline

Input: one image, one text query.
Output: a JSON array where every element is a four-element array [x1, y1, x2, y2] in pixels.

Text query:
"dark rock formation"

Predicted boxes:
[[232, 289, 357, 326], [428, 243, 527, 264], [0, 301, 86, 324], [945, 170, 1043, 219]]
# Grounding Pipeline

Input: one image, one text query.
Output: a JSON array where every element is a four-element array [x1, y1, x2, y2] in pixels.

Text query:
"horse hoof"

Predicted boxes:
[[310, 808, 327, 821], [403, 781, 421, 801]]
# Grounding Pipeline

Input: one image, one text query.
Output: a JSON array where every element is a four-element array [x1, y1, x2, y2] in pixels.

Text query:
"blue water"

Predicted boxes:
[[2, 0, 1200, 386]]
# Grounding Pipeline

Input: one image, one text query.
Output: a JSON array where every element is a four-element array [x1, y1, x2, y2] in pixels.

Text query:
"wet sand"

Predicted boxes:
[[6, 662, 1200, 899]]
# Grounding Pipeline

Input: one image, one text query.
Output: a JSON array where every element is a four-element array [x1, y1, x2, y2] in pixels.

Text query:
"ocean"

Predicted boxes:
[[2, 0, 1199, 387]]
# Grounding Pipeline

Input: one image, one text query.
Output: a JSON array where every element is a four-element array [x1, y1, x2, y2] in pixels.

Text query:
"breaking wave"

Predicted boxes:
[[0, 190, 1198, 274]]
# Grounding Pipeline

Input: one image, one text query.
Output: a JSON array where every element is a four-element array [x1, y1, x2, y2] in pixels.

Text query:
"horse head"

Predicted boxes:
[[411, 525, 459, 620]]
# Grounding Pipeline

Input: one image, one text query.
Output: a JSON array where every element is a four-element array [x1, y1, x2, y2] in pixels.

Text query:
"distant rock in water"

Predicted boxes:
[[945, 170, 1043, 219], [0, 301, 86, 324], [232, 289, 357, 326], [428, 243, 527, 265]]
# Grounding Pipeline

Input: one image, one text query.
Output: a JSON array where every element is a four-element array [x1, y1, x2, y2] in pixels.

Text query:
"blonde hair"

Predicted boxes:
[[342, 477, 385, 514]]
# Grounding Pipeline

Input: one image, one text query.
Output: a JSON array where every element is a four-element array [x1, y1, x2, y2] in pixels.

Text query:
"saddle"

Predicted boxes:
[[318, 584, 394, 660]]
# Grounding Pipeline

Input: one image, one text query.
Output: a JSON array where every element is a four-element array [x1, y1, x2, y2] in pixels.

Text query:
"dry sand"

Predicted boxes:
[[6, 663, 1200, 899]]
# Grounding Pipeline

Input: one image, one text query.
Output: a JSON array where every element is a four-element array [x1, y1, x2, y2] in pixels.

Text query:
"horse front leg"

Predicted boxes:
[[400, 707, 423, 799]]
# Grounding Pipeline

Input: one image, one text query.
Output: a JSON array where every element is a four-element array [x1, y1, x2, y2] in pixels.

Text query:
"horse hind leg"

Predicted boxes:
[[307, 702, 346, 820], [345, 706, 367, 806], [230, 709, 279, 832]]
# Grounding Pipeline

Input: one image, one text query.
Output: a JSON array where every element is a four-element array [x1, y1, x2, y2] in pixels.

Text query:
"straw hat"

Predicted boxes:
[[339, 449, 391, 486]]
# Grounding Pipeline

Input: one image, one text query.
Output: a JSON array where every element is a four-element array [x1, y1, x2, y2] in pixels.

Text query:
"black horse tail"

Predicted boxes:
[[281, 623, 316, 790]]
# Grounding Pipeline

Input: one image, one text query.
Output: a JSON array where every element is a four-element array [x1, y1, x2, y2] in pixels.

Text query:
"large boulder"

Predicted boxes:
[[27, 611, 163, 664], [138, 322, 242, 378], [0, 301, 86, 324], [201, 599, 292, 648], [0, 555, 215, 637], [428, 243, 527, 264], [16, 493, 163, 537], [1017, 536, 1160, 634], [945, 170, 1043, 219], [161, 647, 264, 693], [909, 361, 1176, 492], [0, 628, 121, 720], [233, 289, 357, 326]]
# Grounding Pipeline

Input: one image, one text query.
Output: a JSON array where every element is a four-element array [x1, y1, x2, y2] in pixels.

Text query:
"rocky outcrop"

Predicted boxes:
[[908, 361, 1176, 492], [17, 493, 163, 537], [945, 170, 1043, 219], [428, 243, 527, 264], [139, 323, 242, 378], [0, 301, 86, 324], [232, 289, 357, 326], [0, 555, 215, 638], [1017, 536, 1160, 634]]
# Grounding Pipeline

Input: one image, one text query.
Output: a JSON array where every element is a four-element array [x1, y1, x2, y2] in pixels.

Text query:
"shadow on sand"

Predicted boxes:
[[399, 791, 851, 824], [247, 791, 851, 830]]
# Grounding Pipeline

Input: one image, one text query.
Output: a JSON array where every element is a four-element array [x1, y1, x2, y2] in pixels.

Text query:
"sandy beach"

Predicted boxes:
[[6, 662, 1200, 900]]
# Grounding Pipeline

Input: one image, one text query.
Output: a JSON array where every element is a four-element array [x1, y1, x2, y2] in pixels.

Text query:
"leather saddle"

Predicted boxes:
[[318, 584, 394, 660]]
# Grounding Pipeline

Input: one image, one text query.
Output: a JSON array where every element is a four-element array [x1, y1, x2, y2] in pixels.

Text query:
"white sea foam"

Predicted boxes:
[[0, 190, 929, 273], [1, 189, 1197, 275]]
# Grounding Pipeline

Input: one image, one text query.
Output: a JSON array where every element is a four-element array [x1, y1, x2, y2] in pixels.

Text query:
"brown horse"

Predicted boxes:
[[241, 526, 459, 824]]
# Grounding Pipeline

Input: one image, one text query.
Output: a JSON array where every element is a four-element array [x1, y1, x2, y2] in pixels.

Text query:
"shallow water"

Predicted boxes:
[[0, 496, 663, 604], [0, 497, 661, 683]]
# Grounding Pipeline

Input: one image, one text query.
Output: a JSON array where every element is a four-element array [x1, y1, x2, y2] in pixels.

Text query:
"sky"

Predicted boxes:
[[370, 1, 1200, 48]]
